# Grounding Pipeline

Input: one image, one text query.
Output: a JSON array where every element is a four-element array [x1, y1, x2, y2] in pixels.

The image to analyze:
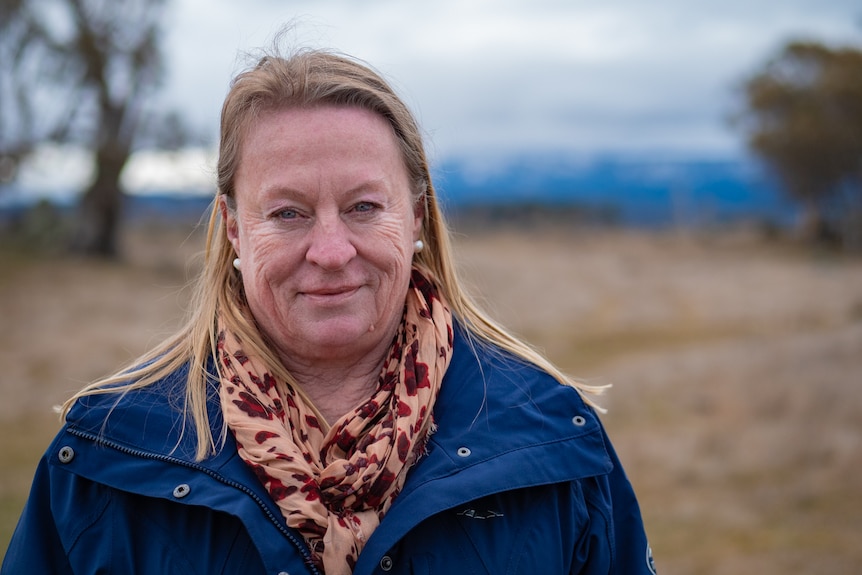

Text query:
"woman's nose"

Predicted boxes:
[[305, 216, 357, 270]]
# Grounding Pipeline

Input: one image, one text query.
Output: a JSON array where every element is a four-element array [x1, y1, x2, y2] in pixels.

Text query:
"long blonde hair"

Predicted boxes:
[[62, 48, 605, 461]]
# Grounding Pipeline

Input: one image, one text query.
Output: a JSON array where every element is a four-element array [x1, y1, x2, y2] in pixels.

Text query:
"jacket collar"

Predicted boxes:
[[66, 324, 609, 482]]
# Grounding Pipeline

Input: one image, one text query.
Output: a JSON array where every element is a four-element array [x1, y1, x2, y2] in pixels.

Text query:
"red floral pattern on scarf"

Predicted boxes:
[[218, 269, 453, 574]]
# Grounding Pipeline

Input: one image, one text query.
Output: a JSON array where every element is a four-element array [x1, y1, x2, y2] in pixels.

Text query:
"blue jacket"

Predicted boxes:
[[2, 325, 656, 574]]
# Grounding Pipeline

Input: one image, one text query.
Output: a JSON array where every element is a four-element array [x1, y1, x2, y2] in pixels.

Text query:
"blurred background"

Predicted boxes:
[[1, 1, 861, 573]]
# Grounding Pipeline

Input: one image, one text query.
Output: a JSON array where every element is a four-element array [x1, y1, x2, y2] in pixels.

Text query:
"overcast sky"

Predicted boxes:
[[14, 0, 862, 197], [159, 0, 861, 162]]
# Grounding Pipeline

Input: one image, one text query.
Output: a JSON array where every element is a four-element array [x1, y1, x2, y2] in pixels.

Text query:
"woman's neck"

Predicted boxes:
[[286, 355, 384, 428]]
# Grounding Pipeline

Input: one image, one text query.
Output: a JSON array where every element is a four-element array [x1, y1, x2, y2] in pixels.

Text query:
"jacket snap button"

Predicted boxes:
[[456, 446, 471, 457], [380, 555, 393, 571], [572, 415, 586, 427], [58, 446, 75, 464], [172, 483, 191, 498]]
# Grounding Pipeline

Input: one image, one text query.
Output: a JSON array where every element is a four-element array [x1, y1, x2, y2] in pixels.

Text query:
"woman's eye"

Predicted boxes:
[[353, 202, 376, 213], [277, 208, 299, 220]]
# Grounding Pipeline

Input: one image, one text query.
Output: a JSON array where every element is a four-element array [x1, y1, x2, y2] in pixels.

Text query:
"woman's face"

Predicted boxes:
[[223, 105, 422, 368]]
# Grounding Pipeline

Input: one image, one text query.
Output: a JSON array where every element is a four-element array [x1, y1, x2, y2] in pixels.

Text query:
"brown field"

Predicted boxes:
[[1, 221, 861, 573]]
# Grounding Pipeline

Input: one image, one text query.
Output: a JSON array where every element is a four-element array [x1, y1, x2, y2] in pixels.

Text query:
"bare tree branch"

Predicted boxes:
[[0, 0, 202, 257]]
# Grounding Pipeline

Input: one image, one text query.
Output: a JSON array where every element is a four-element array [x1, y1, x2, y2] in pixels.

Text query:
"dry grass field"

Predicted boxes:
[[1, 220, 861, 573]]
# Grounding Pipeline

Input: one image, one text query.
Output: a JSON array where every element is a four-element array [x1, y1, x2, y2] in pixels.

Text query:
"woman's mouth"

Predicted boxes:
[[301, 285, 361, 304]]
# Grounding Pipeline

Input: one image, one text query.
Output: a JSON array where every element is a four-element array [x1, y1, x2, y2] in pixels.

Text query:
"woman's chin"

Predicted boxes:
[[287, 317, 387, 360]]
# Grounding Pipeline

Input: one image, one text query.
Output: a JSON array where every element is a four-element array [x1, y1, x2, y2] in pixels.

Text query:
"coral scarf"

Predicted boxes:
[[218, 269, 453, 574]]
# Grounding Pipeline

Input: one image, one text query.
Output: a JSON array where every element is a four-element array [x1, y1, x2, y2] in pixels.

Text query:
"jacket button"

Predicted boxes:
[[58, 446, 75, 463], [379, 555, 394, 571], [456, 446, 471, 457], [572, 415, 587, 427], [172, 483, 191, 498]]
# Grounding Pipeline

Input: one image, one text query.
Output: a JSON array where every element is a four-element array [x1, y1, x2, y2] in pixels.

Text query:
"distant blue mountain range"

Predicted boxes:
[[0, 153, 797, 228], [432, 154, 795, 227]]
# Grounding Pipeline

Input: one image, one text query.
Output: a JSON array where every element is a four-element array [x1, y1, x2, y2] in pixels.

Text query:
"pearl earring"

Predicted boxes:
[[233, 257, 241, 270], [413, 240, 424, 253]]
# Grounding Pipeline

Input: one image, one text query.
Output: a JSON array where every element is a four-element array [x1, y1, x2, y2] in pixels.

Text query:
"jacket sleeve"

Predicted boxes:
[[1, 454, 74, 574], [573, 424, 656, 575]]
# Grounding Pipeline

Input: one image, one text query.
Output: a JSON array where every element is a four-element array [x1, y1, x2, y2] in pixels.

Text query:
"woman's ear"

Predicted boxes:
[[413, 198, 425, 241], [219, 196, 241, 256]]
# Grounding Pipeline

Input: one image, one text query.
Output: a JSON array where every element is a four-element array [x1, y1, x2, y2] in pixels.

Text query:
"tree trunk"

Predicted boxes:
[[839, 177, 862, 252], [71, 145, 128, 257], [796, 197, 844, 246]]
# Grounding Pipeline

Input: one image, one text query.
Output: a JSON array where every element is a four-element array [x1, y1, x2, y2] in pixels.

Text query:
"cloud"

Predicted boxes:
[[161, 0, 862, 159]]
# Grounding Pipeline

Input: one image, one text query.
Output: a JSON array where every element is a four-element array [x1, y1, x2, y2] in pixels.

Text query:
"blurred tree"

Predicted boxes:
[[737, 41, 862, 248], [0, 0, 197, 257]]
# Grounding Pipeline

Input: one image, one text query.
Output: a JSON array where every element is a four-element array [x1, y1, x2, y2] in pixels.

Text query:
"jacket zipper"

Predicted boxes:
[[66, 427, 321, 575]]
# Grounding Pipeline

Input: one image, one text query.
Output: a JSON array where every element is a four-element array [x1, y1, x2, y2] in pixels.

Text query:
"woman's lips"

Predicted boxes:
[[301, 285, 361, 304]]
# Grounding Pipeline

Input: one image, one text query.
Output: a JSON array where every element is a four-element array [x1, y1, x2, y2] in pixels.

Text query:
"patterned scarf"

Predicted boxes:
[[218, 269, 453, 574]]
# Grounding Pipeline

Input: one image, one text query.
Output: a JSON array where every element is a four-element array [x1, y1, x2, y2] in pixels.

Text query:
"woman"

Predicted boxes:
[[2, 48, 655, 575]]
